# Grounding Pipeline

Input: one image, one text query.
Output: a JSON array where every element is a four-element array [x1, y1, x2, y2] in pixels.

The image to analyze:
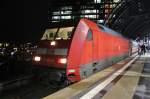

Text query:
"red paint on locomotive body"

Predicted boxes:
[[66, 19, 90, 81], [33, 18, 130, 82], [66, 19, 129, 81]]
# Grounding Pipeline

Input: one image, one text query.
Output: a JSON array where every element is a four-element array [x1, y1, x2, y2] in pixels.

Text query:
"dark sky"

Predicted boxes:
[[0, 0, 48, 42], [1, 0, 150, 43]]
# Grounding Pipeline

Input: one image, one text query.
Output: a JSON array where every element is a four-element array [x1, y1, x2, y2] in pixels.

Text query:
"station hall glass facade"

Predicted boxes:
[[48, 0, 121, 25]]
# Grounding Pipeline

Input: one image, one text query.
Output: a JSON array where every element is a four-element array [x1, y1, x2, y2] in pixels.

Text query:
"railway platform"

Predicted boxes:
[[43, 53, 150, 99]]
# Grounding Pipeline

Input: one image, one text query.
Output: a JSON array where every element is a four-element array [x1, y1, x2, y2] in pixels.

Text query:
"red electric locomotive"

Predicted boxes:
[[33, 18, 129, 83]]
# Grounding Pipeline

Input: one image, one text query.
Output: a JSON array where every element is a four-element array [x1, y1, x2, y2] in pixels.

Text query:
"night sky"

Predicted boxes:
[[1, 0, 150, 43], [0, 0, 48, 42]]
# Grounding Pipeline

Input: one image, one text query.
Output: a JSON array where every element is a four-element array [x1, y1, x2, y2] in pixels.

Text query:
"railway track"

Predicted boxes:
[[0, 75, 60, 99]]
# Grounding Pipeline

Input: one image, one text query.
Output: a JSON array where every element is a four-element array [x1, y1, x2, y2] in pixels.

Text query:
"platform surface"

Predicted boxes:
[[43, 53, 150, 99], [101, 53, 150, 99]]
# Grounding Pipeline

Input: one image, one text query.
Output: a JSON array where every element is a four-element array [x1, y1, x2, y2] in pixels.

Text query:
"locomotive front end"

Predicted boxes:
[[33, 27, 74, 82]]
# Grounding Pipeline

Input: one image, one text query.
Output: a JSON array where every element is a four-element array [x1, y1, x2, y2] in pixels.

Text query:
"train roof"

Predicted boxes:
[[98, 24, 127, 40], [99, 25, 121, 36]]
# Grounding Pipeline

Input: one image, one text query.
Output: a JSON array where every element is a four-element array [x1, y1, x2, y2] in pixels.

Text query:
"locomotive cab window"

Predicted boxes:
[[41, 27, 74, 40], [86, 29, 93, 41], [55, 27, 74, 40], [41, 28, 58, 40], [49, 33, 54, 38]]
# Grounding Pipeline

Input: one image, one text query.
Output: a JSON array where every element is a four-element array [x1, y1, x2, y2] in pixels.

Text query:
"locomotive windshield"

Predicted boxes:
[[41, 27, 74, 40]]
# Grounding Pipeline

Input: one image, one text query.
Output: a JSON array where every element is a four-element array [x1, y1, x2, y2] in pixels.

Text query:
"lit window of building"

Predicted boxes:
[[52, 16, 60, 20], [61, 16, 71, 19], [61, 11, 72, 14], [52, 11, 60, 15], [52, 21, 59, 23], [48, 1, 121, 24], [94, 0, 101, 3], [61, 6, 72, 10], [114, 0, 120, 3], [98, 19, 104, 23], [83, 10, 97, 14]]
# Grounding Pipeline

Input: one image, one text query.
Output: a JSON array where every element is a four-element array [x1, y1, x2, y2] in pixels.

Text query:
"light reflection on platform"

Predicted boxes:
[[140, 53, 150, 57]]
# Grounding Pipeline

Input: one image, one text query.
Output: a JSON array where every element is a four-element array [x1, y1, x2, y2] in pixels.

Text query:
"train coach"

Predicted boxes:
[[33, 18, 132, 84]]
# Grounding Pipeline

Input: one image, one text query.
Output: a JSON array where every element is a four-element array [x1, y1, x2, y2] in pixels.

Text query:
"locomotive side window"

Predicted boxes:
[[86, 29, 93, 41]]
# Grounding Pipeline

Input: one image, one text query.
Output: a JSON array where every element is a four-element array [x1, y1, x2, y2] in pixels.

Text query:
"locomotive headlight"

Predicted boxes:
[[34, 56, 41, 62], [50, 41, 56, 46], [58, 58, 67, 64]]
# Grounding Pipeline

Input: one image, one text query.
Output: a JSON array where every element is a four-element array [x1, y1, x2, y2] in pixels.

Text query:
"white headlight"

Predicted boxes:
[[34, 56, 41, 61], [58, 58, 67, 64], [51, 41, 56, 46]]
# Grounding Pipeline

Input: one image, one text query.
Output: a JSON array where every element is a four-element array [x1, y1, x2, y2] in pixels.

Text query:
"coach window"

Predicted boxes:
[[86, 29, 93, 41]]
